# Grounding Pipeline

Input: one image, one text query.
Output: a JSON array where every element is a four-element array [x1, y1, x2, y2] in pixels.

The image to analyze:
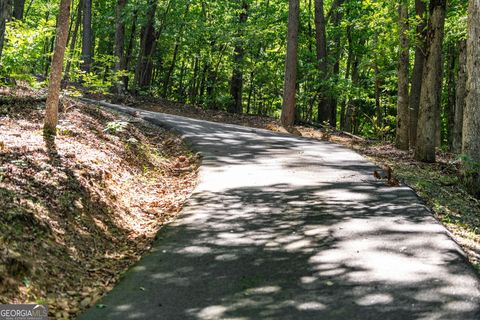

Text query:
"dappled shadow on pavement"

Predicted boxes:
[[81, 182, 480, 320], [78, 104, 480, 320]]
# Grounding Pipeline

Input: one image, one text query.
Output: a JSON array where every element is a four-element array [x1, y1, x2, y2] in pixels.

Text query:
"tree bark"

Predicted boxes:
[[113, 0, 127, 94], [396, 0, 410, 150], [409, 0, 427, 149], [164, 3, 190, 97], [345, 50, 360, 133], [44, 0, 71, 135], [446, 43, 456, 149], [229, 0, 249, 114], [13, 0, 25, 20], [463, 0, 480, 196], [314, 0, 329, 124], [64, 0, 82, 81], [280, 0, 300, 126], [81, 0, 93, 72], [0, 0, 9, 60], [415, 0, 447, 163], [134, 0, 158, 90], [452, 40, 466, 154]]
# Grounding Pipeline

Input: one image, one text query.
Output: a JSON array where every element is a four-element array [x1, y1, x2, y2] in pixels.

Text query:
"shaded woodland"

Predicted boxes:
[[0, 0, 479, 194]]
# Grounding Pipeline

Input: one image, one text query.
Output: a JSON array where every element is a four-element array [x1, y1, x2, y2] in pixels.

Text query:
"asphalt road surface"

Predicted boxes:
[[79, 100, 480, 320]]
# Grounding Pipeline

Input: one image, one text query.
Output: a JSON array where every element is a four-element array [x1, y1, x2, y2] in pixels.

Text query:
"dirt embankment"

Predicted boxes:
[[0, 89, 198, 319]]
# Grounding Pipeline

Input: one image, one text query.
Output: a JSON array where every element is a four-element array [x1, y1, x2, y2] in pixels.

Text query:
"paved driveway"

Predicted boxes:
[[79, 100, 480, 320]]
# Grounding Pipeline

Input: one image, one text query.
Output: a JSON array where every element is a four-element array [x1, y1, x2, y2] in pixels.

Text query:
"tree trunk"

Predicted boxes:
[[163, 42, 179, 97], [13, 0, 25, 20], [228, 1, 248, 114], [124, 9, 137, 91], [64, 0, 82, 81], [463, 0, 480, 196], [415, 0, 447, 163], [134, 0, 157, 90], [314, 0, 329, 124], [164, 3, 190, 97], [324, 0, 345, 128], [81, 0, 93, 72], [44, 0, 71, 135], [113, 0, 127, 94], [345, 51, 360, 133], [396, 0, 410, 150], [452, 40, 466, 154], [446, 43, 456, 150], [280, 0, 300, 126], [0, 0, 9, 60], [409, 0, 427, 149]]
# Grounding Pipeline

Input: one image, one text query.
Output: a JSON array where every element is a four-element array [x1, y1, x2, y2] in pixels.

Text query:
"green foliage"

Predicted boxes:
[[0, 0, 469, 145], [104, 121, 128, 134], [1, 19, 54, 84]]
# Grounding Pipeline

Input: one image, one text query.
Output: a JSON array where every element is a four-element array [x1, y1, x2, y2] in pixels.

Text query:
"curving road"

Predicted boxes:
[[79, 100, 480, 320]]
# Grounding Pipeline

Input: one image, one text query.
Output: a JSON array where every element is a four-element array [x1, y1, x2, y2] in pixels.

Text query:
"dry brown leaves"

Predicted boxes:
[[0, 94, 198, 319]]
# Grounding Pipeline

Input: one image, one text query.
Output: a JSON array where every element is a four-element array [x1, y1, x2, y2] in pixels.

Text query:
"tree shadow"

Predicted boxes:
[[0, 134, 149, 303], [78, 105, 480, 320]]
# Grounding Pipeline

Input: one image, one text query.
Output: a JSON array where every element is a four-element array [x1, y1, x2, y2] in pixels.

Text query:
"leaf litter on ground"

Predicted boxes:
[[0, 87, 198, 319]]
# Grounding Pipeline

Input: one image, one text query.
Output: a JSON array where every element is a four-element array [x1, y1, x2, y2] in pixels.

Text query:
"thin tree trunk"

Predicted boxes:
[[229, 0, 249, 114], [415, 0, 447, 163], [247, 70, 254, 114], [340, 25, 353, 130], [452, 40, 466, 154], [163, 42, 179, 97], [114, 0, 127, 94], [324, 0, 345, 127], [64, 0, 82, 81], [446, 43, 456, 149], [134, 0, 157, 90], [124, 9, 137, 91], [163, 3, 189, 97], [409, 0, 427, 149], [345, 51, 360, 133], [280, 0, 300, 126], [463, 0, 480, 196], [315, 0, 329, 124], [374, 62, 383, 129], [396, 0, 410, 150], [189, 57, 199, 103], [0, 0, 9, 60], [44, 0, 71, 135], [81, 0, 93, 72]]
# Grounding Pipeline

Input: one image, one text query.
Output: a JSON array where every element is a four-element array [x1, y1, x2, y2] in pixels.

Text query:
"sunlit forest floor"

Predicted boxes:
[[112, 94, 480, 272], [0, 86, 198, 318]]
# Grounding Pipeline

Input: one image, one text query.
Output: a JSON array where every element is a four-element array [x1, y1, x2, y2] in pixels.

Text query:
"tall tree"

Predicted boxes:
[[113, 0, 127, 94], [314, 0, 329, 125], [463, 0, 480, 196], [44, 0, 71, 135], [134, 0, 158, 90], [409, 0, 427, 149], [446, 43, 457, 149], [64, 0, 82, 80], [280, 0, 300, 126], [415, 0, 447, 162], [81, 0, 93, 72], [395, 0, 409, 150], [452, 40, 466, 154], [229, 0, 249, 114], [325, 0, 345, 128]]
